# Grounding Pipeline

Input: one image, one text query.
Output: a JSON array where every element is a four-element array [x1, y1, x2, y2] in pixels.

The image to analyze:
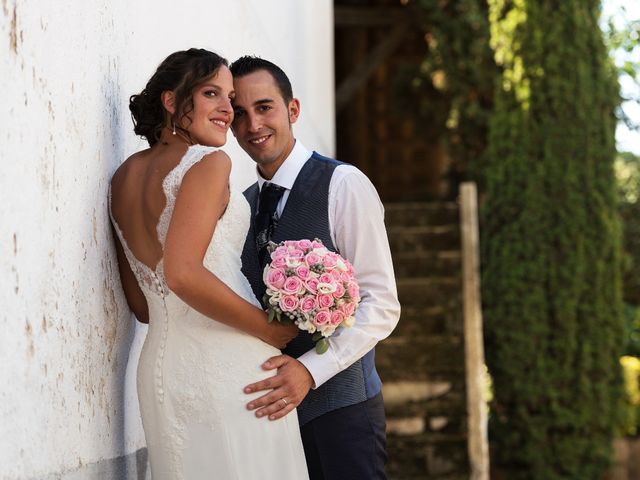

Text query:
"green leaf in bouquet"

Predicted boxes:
[[276, 310, 293, 325], [315, 338, 329, 354], [266, 240, 279, 254], [280, 313, 295, 325], [268, 308, 275, 323], [312, 332, 324, 342]]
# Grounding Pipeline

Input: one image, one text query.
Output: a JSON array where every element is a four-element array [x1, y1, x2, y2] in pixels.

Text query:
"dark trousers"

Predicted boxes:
[[300, 393, 387, 480]]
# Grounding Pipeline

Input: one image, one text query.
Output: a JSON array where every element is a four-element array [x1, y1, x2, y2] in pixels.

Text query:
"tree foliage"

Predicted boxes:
[[601, 8, 640, 133], [481, 1, 625, 477], [395, 0, 497, 183], [615, 151, 640, 357]]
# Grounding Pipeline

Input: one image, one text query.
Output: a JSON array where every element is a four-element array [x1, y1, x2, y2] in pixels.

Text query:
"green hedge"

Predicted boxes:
[[481, 1, 625, 478]]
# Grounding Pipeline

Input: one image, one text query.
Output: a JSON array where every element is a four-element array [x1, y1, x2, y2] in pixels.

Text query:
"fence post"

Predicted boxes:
[[459, 182, 490, 480]]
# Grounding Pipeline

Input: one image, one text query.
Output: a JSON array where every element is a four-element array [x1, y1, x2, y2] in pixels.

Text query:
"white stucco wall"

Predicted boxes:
[[0, 1, 334, 478]]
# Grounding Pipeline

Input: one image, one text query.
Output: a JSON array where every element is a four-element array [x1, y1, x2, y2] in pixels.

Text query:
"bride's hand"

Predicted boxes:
[[261, 321, 299, 349]]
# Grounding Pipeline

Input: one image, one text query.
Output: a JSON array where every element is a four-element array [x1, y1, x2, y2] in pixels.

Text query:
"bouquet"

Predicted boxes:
[[262, 238, 360, 354]]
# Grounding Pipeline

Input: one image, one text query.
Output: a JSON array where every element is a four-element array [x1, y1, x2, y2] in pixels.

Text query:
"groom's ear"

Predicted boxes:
[[287, 98, 300, 125], [161, 90, 176, 115]]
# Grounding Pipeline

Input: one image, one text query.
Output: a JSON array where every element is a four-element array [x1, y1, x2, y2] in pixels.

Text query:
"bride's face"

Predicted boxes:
[[182, 65, 235, 147]]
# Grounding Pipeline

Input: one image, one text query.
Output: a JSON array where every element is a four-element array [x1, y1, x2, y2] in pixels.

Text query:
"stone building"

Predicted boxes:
[[0, 2, 333, 478]]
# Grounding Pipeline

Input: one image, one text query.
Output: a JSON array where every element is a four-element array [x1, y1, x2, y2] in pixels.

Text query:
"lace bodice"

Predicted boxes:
[[109, 144, 254, 303]]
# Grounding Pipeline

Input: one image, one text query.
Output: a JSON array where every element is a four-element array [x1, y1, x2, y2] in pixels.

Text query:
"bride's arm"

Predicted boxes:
[[163, 150, 296, 349]]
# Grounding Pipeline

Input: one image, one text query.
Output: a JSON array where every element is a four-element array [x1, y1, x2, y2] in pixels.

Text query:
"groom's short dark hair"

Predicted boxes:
[[230, 56, 293, 104]]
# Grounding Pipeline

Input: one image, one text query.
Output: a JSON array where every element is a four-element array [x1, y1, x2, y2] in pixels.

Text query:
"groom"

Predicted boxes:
[[231, 56, 400, 479]]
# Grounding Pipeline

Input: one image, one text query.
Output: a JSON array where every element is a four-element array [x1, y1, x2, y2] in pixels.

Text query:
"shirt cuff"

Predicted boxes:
[[297, 344, 342, 389]]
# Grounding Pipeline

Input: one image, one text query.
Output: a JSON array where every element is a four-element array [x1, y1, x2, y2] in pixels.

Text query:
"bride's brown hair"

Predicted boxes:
[[129, 48, 228, 146]]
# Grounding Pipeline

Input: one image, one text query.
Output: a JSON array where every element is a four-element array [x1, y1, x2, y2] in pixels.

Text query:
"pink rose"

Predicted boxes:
[[330, 310, 345, 326], [272, 246, 289, 258], [284, 240, 299, 249], [340, 302, 356, 318], [290, 248, 305, 260], [333, 282, 346, 298], [283, 276, 303, 294], [312, 240, 324, 248], [322, 252, 339, 268], [299, 295, 318, 313], [271, 256, 287, 269], [279, 295, 299, 312], [296, 265, 311, 281], [330, 269, 342, 280], [343, 259, 354, 274], [319, 273, 334, 285], [340, 272, 352, 283], [347, 281, 360, 301], [265, 268, 286, 290], [313, 310, 331, 326], [297, 239, 313, 250], [305, 278, 319, 294], [317, 294, 335, 309], [305, 252, 321, 265]]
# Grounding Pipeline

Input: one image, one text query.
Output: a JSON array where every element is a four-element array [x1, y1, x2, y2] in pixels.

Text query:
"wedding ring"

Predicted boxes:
[[282, 398, 288, 406]]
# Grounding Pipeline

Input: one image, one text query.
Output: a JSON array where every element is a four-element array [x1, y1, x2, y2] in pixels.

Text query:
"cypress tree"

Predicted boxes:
[[481, 1, 624, 478]]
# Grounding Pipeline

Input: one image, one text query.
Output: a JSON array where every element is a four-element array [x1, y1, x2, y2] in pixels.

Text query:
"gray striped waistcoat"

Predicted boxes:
[[240, 152, 382, 425]]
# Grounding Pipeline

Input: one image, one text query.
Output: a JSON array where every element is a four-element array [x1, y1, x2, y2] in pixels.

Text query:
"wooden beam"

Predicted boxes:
[[459, 182, 490, 480], [334, 6, 412, 27], [335, 24, 407, 113]]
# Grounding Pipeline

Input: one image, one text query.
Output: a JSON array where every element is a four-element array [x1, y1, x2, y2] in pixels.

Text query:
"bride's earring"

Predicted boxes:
[[172, 122, 176, 135]]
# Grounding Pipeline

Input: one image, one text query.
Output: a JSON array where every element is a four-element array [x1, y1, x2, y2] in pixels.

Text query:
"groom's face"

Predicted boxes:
[[231, 69, 299, 179]]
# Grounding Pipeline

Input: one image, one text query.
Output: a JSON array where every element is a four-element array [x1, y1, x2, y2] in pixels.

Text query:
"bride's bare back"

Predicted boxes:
[[109, 133, 295, 349], [110, 142, 195, 271], [109, 135, 230, 322]]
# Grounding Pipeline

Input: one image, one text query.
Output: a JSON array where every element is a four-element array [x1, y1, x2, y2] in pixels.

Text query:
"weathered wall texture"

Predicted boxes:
[[0, 1, 334, 478]]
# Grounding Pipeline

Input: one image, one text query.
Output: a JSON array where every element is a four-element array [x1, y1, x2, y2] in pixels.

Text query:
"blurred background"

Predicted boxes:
[[337, 1, 639, 479], [1, 0, 638, 479]]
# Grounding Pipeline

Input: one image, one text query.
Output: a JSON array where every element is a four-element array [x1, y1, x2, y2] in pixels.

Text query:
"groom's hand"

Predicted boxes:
[[244, 355, 313, 421]]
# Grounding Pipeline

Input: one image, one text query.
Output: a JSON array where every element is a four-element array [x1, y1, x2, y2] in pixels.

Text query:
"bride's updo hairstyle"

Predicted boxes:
[[129, 48, 228, 146]]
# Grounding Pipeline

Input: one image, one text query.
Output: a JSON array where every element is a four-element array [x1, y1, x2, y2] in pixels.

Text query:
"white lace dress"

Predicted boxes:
[[109, 145, 309, 480]]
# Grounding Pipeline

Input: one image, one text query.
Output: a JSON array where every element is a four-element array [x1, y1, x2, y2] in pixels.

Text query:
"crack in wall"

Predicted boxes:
[[9, 4, 17, 54]]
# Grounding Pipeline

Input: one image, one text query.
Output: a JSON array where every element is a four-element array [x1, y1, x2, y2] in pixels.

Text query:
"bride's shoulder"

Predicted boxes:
[[111, 149, 151, 186], [199, 146, 231, 163], [190, 147, 231, 173], [181, 148, 231, 187]]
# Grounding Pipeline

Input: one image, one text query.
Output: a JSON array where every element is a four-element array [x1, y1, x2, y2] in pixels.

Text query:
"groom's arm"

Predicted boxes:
[[244, 165, 401, 420], [296, 165, 401, 387]]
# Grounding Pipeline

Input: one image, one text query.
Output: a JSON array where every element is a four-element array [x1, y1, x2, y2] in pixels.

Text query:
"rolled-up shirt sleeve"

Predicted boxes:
[[297, 165, 401, 388]]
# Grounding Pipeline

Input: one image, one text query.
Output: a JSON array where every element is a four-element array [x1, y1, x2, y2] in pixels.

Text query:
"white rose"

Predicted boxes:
[[319, 324, 337, 337], [267, 291, 281, 306], [298, 319, 316, 334], [317, 283, 337, 294], [286, 257, 301, 268]]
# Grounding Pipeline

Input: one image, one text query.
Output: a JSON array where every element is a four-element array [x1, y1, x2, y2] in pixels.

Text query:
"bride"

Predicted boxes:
[[108, 48, 309, 479]]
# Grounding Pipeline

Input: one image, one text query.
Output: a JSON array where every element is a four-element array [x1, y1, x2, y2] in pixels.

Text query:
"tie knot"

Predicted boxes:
[[258, 183, 286, 214]]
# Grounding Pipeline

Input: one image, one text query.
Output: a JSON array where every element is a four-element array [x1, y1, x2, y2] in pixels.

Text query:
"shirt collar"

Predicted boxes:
[[257, 140, 312, 191]]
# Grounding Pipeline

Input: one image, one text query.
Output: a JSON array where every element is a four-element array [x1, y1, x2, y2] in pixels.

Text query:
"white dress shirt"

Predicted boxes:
[[257, 140, 401, 388]]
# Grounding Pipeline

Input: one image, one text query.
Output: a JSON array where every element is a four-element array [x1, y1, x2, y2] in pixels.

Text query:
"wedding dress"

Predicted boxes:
[[109, 145, 309, 480]]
